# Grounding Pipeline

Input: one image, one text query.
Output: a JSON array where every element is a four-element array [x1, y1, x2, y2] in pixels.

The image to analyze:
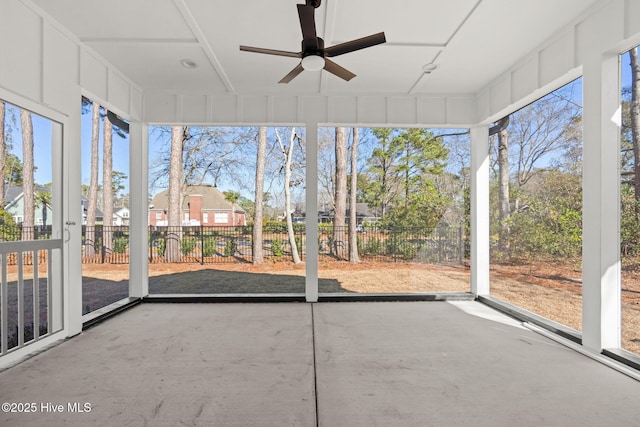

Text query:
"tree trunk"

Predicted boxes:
[[166, 126, 184, 262], [0, 101, 5, 209], [497, 126, 510, 246], [332, 127, 347, 259], [85, 101, 100, 256], [630, 48, 640, 221], [102, 113, 113, 253], [20, 109, 34, 240], [349, 128, 360, 263], [253, 126, 267, 264], [276, 128, 301, 264]]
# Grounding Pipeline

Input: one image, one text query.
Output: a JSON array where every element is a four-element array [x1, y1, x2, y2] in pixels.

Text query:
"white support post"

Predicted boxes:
[[129, 122, 149, 298], [470, 125, 490, 296], [582, 53, 621, 352], [65, 103, 83, 336], [51, 122, 64, 333], [305, 123, 319, 302]]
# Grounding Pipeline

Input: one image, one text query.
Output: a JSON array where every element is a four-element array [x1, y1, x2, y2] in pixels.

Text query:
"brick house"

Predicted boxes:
[[148, 185, 245, 227]]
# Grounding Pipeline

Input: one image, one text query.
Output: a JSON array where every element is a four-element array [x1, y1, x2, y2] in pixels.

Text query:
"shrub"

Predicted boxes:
[[364, 237, 382, 256], [202, 238, 217, 257], [113, 236, 128, 254], [224, 239, 237, 257], [180, 237, 197, 256], [270, 238, 284, 257]]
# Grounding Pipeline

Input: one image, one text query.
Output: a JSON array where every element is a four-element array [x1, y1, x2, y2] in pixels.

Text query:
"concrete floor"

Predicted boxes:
[[0, 301, 639, 426]]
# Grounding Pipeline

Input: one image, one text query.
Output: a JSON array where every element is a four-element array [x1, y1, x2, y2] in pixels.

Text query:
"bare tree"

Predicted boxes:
[[253, 126, 267, 264], [20, 109, 34, 240], [333, 127, 348, 259], [349, 128, 360, 263], [85, 101, 100, 256], [166, 126, 185, 262], [498, 125, 510, 228], [630, 47, 640, 207], [0, 101, 5, 209], [102, 113, 113, 252], [275, 128, 301, 264]]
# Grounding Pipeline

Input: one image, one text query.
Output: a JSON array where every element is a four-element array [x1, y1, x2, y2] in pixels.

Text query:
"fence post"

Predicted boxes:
[[201, 225, 204, 265], [100, 226, 105, 264]]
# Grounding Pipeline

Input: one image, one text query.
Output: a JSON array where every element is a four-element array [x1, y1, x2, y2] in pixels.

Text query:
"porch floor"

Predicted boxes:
[[1, 301, 639, 426]]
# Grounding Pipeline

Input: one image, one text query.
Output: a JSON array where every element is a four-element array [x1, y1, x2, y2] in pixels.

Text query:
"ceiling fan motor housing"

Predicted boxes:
[[306, 0, 321, 8]]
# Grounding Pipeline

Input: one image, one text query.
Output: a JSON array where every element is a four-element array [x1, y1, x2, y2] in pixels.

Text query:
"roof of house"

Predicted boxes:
[[4, 185, 53, 208], [149, 185, 244, 213]]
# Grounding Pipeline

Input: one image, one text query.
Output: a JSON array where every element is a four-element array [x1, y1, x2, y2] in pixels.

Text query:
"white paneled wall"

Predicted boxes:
[[476, 0, 640, 124], [0, 0, 142, 120]]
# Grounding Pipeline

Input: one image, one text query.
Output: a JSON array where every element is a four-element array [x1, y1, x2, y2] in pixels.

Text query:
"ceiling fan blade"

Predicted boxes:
[[240, 45, 301, 58], [297, 4, 318, 50], [325, 32, 386, 57], [323, 58, 356, 81], [279, 63, 305, 84]]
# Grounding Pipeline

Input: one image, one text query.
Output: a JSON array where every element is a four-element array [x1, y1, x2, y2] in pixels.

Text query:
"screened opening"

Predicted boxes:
[[147, 126, 306, 294], [489, 78, 583, 331], [315, 127, 470, 294], [80, 97, 130, 315], [620, 45, 640, 356], [0, 98, 62, 353]]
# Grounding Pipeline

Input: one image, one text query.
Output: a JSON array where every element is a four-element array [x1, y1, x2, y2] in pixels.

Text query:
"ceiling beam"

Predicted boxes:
[[172, 0, 235, 93]]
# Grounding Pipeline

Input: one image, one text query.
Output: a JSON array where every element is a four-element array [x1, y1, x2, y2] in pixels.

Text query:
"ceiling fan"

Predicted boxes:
[[240, 0, 386, 83]]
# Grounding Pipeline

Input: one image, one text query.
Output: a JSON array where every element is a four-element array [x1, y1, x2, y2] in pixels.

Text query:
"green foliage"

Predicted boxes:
[[180, 237, 197, 256], [270, 238, 284, 257], [0, 210, 19, 241], [202, 237, 218, 257], [224, 238, 237, 257], [492, 170, 582, 261], [113, 236, 128, 254], [362, 128, 450, 229], [362, 237, 382, 256], [295, 235, 302, 255]]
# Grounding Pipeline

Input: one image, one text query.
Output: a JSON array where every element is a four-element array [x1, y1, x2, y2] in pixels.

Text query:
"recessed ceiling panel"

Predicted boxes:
[[88, 44, 227, 92], [33, 0, 195, 40], [330, 0, 479, 46]]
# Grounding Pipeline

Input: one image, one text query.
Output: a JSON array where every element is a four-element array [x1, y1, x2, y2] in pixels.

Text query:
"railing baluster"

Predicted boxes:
[[1, 253, 7, 354], [17, 252, 24, 347], [47, 247, 53, 336], [33, 249, 39, 342]]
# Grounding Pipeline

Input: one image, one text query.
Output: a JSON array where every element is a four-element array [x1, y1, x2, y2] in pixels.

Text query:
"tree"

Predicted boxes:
[[332, 127, 347, 259], [0, 101, 5, 208], [253, 126, 267, 264], [102, 113, 113, 252], [363, 128, 400, 218], [371, 128, 449, 229], [85, 101, 100, 256], [349, 128, 360, 263], [166, 126, 185, 262], [275, 128, 301, 264], [630, 47, 640, 208], [35, 190, 51, 227], [497, 119, 511, 246], [20, 109, 34, 240]]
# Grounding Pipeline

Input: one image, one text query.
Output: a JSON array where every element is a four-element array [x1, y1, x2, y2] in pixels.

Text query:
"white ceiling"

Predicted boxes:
[[33, 0, 600, 97]]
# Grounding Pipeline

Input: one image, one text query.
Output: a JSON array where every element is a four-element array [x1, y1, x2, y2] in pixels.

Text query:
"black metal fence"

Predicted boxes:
[[0, 224, 468, 265]]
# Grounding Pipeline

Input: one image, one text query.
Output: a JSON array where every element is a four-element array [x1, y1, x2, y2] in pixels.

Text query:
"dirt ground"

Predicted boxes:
[[76, 259, 640, 355]]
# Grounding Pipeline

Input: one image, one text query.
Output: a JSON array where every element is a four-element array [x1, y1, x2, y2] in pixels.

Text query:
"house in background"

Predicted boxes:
[[3, 185, 53, 226], [80, 196, 104, 225], [149, 185, 245, 227], [113, 207, 130, 226], [317, 203, 381, 225]]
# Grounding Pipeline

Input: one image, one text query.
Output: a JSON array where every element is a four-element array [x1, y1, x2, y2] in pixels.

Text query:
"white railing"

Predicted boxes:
[[0, 239, 63, 355]]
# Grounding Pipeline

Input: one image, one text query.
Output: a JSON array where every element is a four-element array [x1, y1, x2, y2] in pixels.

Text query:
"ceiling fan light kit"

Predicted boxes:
[[240, 0, 386, 83]]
